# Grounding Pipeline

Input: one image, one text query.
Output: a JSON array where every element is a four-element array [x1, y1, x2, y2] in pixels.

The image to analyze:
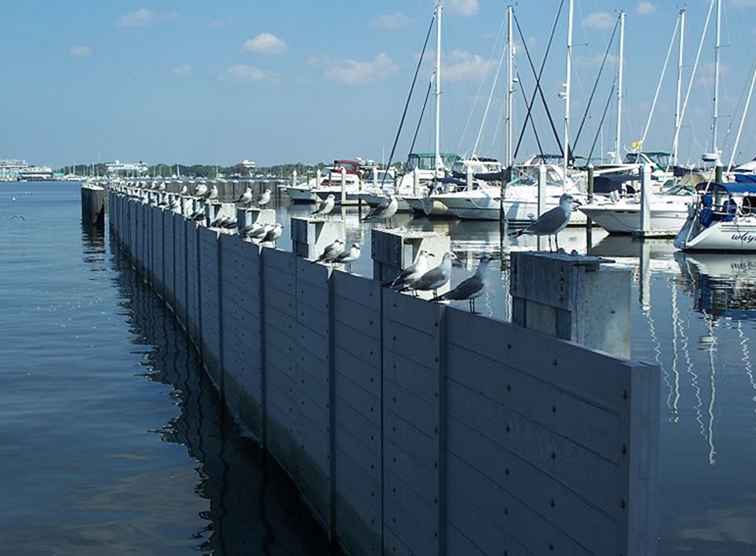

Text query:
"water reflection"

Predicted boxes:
[[105, 240, 338, 556]]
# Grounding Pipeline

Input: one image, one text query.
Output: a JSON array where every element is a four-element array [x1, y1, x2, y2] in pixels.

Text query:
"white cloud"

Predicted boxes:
[[444, 50, 495, 82], [732, 0, 756, 7], [225, 64, 276, 82], [69, 45, 92, 58], [583, 11, 615, 30], [373, 12, 410, 31], [118, 8, 175, 28], [172, 64, 192, 76], [323, 53, 398, 86], [637, 2, 656, 15], [448, 0, 479, 16], [243, 33, 287, 55]]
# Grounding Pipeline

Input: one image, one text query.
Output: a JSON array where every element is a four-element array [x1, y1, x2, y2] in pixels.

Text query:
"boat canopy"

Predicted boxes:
[[407, 152, 461, 171], [624, 151, 672, 171], [695, 182, 756, 195]]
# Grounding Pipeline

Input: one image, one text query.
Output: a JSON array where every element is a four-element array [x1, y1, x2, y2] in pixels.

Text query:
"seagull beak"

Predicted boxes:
[[572, 199, 582, 206]]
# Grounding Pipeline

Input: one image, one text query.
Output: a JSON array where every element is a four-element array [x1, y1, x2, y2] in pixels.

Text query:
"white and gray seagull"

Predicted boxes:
[[194, 183, 208, 198], [432, 256, 490, 313], [205, 184, 219, 201], [383, 250, 432, 290], [334, 243, 361, 270], [246, 223, 271, 241], [312, 194, 335, 217], [316, 239, 345, 264], [362, 195, 398, 228], [237, 186, 253, 206], [261, 223, 282, 244], [258, 189, 272, 208], [405, 252, 457, 298], [511, 193, 579, 252], [179, 184, 189, 196]]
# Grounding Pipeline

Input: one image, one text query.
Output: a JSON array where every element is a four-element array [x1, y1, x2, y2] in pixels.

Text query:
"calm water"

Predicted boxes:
[[2, 182, 756, 554]]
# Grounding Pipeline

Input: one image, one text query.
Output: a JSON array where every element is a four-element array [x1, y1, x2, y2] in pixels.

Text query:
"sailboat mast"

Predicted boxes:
[[505, 5, 514, 168], [673, 9, 686, 166], [563, 0, 574, 174], [712, 0, 722, 157], [434, 1, 443, 173], [615, 11, 625, 163]]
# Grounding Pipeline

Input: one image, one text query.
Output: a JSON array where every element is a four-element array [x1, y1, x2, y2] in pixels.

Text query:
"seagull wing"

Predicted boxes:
[[435, 275, 484, 301], [411, 266, 448, 291], [522, 206, 568, 235]]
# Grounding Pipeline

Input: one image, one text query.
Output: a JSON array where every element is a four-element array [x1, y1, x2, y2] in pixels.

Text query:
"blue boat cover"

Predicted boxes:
[[695, 181, 756, 194]]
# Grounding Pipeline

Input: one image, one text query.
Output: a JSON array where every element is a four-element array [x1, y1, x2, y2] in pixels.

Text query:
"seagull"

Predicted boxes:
[[179, 184, 188, 196], [316, 239, 345, 263], [205, 185, 219, 201], [258, 189, 271, 207], [211, 215, 229, 228], [247, 223, 272, 241], [432, 256, 490, 313], [362, 195, 398, 228], [262, 223, 282, 243], [383, 250, 432, 289], [241, 222, 263, 237], [334, 243, 361, 270], [222, 218, 238, 230], [406, 252, 457, 298], [194, 183, 208, 198], [158, 181, 166, 192], [191, 210, 206, 222], [312, 194, 335, 217], [237, 186, 253, 206], [510, 193, 579, 252]]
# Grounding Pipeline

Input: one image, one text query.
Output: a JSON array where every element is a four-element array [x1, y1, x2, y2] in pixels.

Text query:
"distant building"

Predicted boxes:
[[106, 160, 149, 176], [0, 160, 28, 181], [18, 165, 54, 181]]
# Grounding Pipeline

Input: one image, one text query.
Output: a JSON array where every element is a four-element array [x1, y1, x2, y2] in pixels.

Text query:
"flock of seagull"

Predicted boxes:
[[126, 183, 579, 313]]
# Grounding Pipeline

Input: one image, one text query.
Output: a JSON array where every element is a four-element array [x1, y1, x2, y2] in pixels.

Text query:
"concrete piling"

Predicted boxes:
[[290, 217, 344, 260]]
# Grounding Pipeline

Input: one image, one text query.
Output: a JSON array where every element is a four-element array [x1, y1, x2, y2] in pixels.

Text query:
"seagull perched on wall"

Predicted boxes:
[[334, 243, 360, 271], [258, 189, 272, 208], [194, 183, 207, 198], [405, 252, 457, 298], [383, 250, 432, 290], [179, 184, 188, 196], [312, 194, 335, 217], [432, 256, 490, 313], [362, 195, 398, 228], [261, 223, 282, 244], [246, 223, 270, 241], [205, 184, 219, 201], [316, 239, 345, 263], [237, 186, 253, 206], [510, 193, 579, 252]]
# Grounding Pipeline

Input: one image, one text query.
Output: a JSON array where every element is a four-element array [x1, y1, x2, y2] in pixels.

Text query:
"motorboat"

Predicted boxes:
[[579, 182, 695, 234], [675, 182, 756, 251], [285, 160, 365, 203], [434, 162, 587, 224]]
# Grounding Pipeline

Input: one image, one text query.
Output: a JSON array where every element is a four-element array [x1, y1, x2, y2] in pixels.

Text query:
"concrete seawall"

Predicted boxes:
[[108, 189, 660, 556]]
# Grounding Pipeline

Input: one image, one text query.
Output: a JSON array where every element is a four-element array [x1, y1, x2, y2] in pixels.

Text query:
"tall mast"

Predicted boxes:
[[712, 0, 722, 157], [615, 11, 625, 163], [505, 5, 514, 167], [563, 0, 574, 174], [434, 1, 443, 173], [673, 9, 686, 166]]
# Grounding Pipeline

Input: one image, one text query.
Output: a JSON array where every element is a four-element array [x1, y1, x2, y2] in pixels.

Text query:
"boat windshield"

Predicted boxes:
[[407, 153, 461, 172], [624, 152, 672, 170]]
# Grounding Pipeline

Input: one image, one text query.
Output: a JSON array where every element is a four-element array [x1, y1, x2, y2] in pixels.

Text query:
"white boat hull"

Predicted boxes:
[[579, 205, 688, 234], [676, 216, 756, 251], [443, 196, 586, 225], [404, 196, 449, 217], [285, 186, 317, 203]]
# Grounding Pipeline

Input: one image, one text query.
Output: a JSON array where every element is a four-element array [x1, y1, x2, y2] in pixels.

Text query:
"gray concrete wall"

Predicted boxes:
[[106, 191, 660, 556]]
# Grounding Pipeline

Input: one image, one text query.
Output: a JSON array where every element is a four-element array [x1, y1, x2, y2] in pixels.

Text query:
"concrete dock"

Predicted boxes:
[[105, 186, 661, 556]]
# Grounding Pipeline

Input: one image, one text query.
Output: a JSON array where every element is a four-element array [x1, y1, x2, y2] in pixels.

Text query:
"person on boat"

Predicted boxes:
[[700, 192, 714, 227], [722, 195, 738, 221]]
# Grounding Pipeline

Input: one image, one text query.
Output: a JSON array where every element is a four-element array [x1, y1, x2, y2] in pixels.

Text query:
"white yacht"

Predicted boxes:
[[580, 182, 695, 234], [286, 160, 364, 203], [675, 182, 756, 251], [435, 163, 586, 224]]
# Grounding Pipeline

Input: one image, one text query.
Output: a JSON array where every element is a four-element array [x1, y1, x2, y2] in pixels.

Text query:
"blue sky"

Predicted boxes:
[[1, 0, 755, 168]]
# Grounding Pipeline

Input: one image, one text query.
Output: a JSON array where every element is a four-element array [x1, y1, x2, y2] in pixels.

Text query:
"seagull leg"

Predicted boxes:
[[548, 236, 552, 252], [555, 234, 560, 252]]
